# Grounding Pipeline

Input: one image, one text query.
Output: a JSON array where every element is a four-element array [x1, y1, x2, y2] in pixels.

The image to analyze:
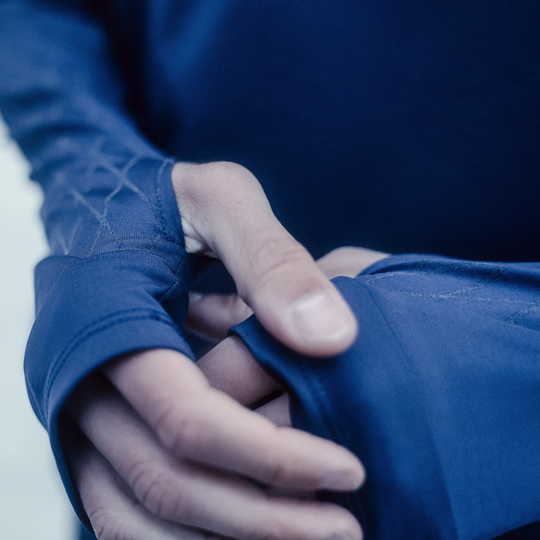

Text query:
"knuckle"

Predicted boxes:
[[127, 460, 192, 520], [193, 161, 254, 201], [254, 448, 292, 488], [87, 506, 128, 540], [175, 160, 249, 208], [153, 402, 203, 457], [201, 160, 249, 181]]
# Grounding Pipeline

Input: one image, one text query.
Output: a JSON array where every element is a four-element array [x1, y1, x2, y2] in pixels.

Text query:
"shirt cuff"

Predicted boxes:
[[232, 254, 540, 540], [25, 249, 194, 527]]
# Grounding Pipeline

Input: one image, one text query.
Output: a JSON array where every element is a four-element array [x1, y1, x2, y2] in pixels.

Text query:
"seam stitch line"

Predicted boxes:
[[365, 263, 540, 320], [155, 158, 179, 244]]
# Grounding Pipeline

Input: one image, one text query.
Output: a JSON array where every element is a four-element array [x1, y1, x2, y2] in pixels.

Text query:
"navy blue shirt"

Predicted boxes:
[[0, 1, 539, 538]]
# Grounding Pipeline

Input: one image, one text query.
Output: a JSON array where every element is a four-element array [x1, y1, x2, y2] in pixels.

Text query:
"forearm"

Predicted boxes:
[[0, 8, 365, 539], [1, 0, 193, 524]]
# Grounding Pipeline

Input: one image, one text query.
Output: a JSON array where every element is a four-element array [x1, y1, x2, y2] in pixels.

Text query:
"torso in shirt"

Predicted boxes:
[[102, 0, 540, 261]]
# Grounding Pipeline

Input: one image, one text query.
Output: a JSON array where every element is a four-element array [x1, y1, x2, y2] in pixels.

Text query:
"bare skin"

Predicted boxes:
[[68, 161, 388, 540], [188, 244, 389, 343]]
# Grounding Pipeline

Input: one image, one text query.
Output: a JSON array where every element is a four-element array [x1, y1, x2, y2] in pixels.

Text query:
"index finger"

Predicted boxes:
[[103, 348, 365, 492]]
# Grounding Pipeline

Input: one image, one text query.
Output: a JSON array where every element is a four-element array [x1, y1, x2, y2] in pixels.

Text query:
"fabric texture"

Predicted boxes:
[[0, 0, 539, 537], [234, 255, 540, 540]]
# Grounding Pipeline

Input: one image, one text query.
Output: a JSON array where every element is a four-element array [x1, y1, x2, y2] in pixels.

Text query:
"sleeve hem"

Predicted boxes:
[[47, 313, 192, 532]]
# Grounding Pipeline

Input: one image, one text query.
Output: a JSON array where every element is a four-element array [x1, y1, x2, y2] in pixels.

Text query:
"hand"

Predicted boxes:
[[192, 245, 390, 430], [69, 346, 365, 540], [187, 243, 389, 343], [174, 161, 358, 356], [68, 162, 371, 540]]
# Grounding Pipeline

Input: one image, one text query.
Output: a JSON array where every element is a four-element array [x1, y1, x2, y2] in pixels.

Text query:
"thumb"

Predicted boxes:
[[172, 161, 357, 357]]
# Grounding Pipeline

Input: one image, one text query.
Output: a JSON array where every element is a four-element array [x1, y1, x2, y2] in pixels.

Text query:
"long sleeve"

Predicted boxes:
[[234, 254, 540, 540], [0, 0, 193, 520]]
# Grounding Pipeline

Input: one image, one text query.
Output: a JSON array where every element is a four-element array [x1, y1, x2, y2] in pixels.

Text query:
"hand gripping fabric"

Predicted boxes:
[[233, 254, 540, 540]]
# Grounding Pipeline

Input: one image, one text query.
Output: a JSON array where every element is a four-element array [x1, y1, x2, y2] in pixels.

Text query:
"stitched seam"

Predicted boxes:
[[37, 256, 82, 314], [365, 263, 540, 321], [66, 154, 173, 258], [296, 361, 343, 442], [157, 249, 190, 302], [155, 158, 179, 245], [44, 248, 185, 290], [365, 263, 505, 296]]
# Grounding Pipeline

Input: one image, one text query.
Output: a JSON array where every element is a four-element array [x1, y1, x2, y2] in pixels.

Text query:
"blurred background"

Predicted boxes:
[[0, 115, 74, 539]]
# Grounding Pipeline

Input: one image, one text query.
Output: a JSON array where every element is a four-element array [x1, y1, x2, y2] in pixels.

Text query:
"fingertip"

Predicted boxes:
[[317, 442, 365, 493], [286, 291, 358, 357], [321, 504, 364, 540], [320, 464, 366, 492]]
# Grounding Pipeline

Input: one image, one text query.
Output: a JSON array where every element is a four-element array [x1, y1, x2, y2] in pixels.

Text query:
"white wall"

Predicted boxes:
[[0, 116, 74, 539]]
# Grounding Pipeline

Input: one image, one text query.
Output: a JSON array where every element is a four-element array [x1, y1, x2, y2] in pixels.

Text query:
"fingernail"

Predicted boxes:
[[320, 470, 365, 491], [289, 293, 355, 343]]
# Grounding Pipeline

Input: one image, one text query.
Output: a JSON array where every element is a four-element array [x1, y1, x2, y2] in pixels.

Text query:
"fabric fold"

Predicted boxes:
[[233, 254, 540, 540]]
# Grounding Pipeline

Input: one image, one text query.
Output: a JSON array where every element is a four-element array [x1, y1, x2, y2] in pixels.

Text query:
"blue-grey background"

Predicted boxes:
[[0, 115, 73, 539]]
